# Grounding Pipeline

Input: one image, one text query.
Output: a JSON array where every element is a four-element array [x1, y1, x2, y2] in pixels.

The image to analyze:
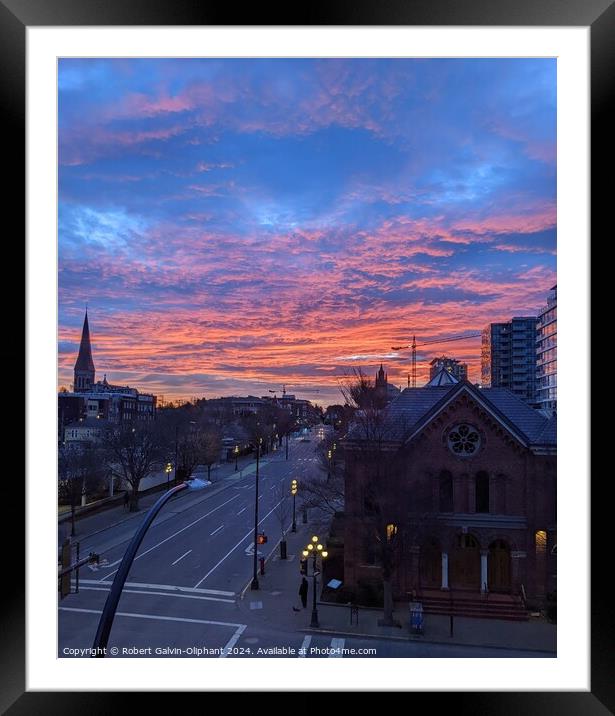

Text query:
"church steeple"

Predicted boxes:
[[74, 310, 95, 391]]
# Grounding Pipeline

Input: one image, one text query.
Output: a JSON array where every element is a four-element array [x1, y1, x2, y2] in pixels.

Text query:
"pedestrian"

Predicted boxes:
[[124, 490, 130, 510], [299, 576, 309, 609]]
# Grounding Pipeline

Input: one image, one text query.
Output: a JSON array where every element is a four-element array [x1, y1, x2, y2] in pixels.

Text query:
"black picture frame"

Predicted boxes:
[[6, 0, 604, 709]]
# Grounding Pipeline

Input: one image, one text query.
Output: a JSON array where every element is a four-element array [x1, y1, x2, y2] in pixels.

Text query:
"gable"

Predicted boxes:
[[402, 383, 529, 448]]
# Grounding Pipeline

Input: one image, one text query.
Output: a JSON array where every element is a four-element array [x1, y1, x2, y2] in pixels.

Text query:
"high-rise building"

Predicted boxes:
[[481, 317, 537, 404], [429, 356, 468, 382], [536, 285, 557, 413]]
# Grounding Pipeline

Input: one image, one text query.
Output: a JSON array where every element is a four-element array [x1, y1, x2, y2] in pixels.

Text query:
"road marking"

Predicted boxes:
[[193, 498, 284, 588], [269, 484, 277, 491], [210, 524, 224, 536], [76, 586, 235, 604], [79, 578, 235, 597], [171, 550, 192, 566], [99, 494, 240, 580], [298, 635, 311, 657], [220, 624, 247, 658], [236, 506, 247, 516], [329, 638, 345, 657], [258, 495, 263, 501], [59, 607, 246, 641]]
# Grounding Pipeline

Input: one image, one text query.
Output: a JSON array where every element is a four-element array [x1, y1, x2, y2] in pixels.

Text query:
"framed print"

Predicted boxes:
[[6, 0, 606, 709]]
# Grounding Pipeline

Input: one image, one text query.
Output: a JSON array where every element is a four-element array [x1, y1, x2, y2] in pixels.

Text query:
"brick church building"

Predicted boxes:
[[342, 369, 556, 613]]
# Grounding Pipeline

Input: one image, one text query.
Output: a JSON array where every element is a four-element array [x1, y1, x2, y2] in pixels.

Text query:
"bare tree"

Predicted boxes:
[[176, 427, 202, 481], [200, 425, 223, 481], [344, 406, 407, 625], [339, 366, 387, 411], [58, 444, 106, 535], [272, 482, 291, 558], [103, 422, 165, 511]]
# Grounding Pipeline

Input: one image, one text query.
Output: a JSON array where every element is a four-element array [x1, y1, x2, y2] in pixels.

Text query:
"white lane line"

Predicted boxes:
[[171, 550, 192, 566], [236, 506, 247, 516], [298, 635, 312, 658], [99, 494, 240, 581], [59, 607, 245, 630], [269, 484, 277, 491], [77, 586, 235, 604], [80, 578, 234, 597], [210, 524, 224, 536], [329, 638, 345, 657], [220, 624, 247, 658], [258, 495, 263, 501], [193, 498, 284, 589]]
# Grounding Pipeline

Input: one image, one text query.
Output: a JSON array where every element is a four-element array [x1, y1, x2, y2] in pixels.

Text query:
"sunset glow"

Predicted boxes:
[[58, 58, 556, 405]]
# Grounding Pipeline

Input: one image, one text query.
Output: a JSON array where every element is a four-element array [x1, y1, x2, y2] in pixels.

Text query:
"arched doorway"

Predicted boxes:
[[451, 533, 480, 589], [488, 539, 511, 592], [420, 537, 441, 588]]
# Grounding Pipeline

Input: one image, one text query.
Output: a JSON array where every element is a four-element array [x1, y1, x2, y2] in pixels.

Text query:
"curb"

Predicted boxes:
[[301, 626, 556, 653], [67, 471, 244, 544]]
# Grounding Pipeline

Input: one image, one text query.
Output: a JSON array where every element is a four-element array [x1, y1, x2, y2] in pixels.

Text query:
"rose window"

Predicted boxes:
[[447, 424, 481, 456]]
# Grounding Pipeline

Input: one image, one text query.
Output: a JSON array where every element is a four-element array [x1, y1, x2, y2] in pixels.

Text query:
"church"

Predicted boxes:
[[59, 311, 157, 434], [342, 368, 556, 617]]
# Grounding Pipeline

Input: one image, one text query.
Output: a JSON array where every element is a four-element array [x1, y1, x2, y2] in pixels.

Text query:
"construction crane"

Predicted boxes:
[[392, 332, 482, 388], [268, 384, 287, 399]]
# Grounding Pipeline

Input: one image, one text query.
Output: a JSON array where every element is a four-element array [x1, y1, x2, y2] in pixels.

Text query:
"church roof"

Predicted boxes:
[[75, 311, 95, 373], [425, 367, 460, 386], [349, 381, 556, 449]]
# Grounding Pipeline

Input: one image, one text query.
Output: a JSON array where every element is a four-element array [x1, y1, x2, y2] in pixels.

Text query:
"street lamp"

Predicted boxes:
[[291, 479, 298, 532], [250, 436, 263, 590], [302, 535, 328, 628], [327, 449, 332, 481], [165, 462, 172, 491], [92, 478, 206, 656], [234, 444, 239, 471]]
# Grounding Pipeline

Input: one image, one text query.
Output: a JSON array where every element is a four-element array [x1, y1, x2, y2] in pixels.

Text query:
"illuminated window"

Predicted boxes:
[[386, 523, 398, 541]]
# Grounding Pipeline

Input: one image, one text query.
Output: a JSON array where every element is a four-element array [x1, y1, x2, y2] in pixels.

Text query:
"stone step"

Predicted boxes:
[[417, 590, 528, 621]]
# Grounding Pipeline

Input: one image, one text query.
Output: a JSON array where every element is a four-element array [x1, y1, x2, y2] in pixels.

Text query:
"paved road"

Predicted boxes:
[[59, 431, 326, 656], [59, 426, 552, 659]]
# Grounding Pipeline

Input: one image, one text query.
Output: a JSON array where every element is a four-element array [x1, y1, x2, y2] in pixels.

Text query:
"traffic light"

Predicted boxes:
[[300, 558, 308, 575], [291, 478, 298, 496]]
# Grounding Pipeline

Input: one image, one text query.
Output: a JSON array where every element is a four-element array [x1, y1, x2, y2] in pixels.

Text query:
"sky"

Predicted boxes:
[[58, 58, 556, 406]]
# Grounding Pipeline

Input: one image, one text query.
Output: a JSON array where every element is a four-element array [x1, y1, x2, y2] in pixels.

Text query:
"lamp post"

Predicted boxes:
[[92, 478, 206, 656], [165, 462, 172, 491], [234, 444, 239, 471], [291, 479, 298, 532], [327, 449, 332, 481], [250, 436, 263, 590], [173, 424, 179, 486], [302, 535, 328, 628]]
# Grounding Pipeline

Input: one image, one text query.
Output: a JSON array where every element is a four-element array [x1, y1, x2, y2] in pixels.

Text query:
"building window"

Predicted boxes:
[[439, 470, 453, 513], [475, 471, 490, 513], [386, 523, 398, 542], [448, 423, 481, 456]]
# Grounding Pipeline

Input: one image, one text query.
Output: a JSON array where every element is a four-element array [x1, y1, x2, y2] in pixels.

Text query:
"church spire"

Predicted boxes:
[[74, 309, 95, 391]]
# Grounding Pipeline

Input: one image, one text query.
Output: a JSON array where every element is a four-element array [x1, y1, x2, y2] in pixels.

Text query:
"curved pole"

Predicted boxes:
[[92, 482, 188, 656], [250, 443, 260, 589]]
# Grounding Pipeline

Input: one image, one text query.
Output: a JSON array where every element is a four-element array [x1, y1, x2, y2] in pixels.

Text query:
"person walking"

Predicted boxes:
[[299, 576, 309, 609]]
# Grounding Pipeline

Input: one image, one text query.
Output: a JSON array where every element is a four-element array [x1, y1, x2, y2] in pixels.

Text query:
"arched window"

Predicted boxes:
[[475, 471, 490, 513], [439, 470, 453, 513]]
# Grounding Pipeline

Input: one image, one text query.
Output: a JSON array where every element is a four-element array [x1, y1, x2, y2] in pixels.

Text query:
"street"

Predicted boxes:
[[58, 428, 554, 659]]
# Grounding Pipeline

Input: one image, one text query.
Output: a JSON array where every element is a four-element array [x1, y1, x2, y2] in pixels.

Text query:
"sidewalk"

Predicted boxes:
[[239, 526, 556, 654], [58, 451, 279, 547]]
